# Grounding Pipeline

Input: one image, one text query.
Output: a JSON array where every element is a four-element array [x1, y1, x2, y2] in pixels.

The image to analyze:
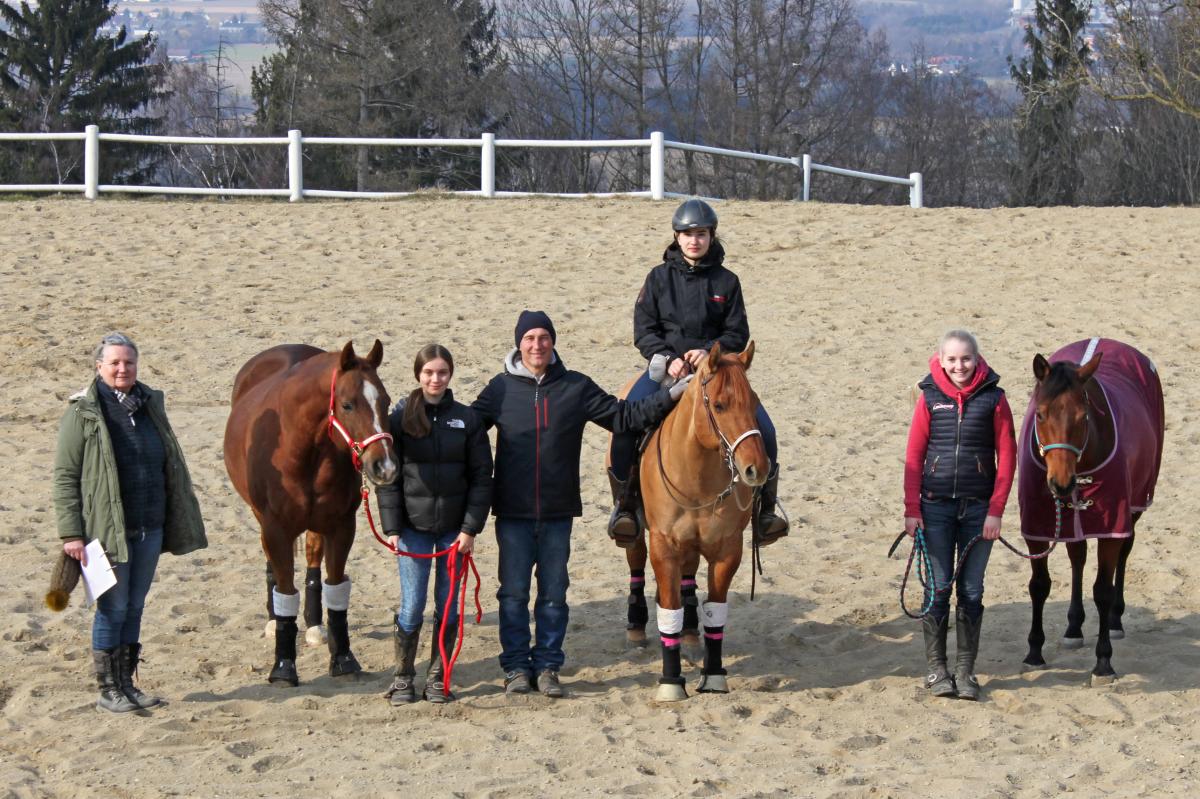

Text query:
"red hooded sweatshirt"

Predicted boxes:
[[903, 353, 1017, 519]]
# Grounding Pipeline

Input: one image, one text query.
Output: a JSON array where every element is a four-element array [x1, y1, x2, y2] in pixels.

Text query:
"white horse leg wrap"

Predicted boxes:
[[700, 601, 729, 629], [657, 605, 685, 635], [323, 578, 352, 612], [272, 588, 300, 618]]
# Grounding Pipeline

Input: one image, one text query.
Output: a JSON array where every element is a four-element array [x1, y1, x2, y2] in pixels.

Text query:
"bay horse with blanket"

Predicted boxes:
[[1019, 337, 1164, 683], [224, 341, 398, 685], [627, 342, 769, 701]]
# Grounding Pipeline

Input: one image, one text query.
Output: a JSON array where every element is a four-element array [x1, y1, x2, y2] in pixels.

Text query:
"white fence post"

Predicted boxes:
[[481, 132, 495, 198], [84, 125, 99, 200], [909, 172, 923, 209], [288, 130, 303, 202], [802, 154, 812, 202], [649, 131, 665, 200]]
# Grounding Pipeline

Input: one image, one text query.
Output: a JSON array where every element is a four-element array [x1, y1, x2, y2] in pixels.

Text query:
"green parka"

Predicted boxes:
[[52, 380, 207, 564]]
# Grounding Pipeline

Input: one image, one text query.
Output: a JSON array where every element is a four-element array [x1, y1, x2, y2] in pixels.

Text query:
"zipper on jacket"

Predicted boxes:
[[952, 403, 963, 498], [533, 387, 542, 519], [432, 406, 441, 532]]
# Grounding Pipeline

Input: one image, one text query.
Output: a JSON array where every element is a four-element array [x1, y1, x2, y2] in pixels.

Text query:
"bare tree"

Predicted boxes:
[[1093, 0, 1200, 120]]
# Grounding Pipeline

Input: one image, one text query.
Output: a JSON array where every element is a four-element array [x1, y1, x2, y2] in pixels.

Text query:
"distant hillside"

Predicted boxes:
[[857, 0, 1024, 78]]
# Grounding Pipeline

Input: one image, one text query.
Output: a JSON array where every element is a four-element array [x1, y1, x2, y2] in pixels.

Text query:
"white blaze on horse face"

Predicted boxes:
[[361, 378, 397, 469]]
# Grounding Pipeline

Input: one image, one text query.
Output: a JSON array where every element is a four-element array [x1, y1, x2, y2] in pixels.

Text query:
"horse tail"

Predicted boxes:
[[45, 551, 81, 612]]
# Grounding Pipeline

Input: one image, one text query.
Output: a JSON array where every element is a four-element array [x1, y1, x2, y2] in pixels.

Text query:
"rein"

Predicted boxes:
[[326, 369, 394, 470], [888, 502, 1063, 619]]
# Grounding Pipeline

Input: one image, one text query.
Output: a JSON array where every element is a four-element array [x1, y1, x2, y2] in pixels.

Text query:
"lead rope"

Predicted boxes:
[[360, 481, 482, 697], [888, 499, 1063, 619]]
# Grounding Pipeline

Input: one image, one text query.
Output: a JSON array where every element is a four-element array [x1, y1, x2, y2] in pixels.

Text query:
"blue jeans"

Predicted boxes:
[[920, 498, 993, 622], [396, 528, 462, 633], [92, 527, 163, 650], [495, 517, 573, 674], [610, 368, 778, 477]]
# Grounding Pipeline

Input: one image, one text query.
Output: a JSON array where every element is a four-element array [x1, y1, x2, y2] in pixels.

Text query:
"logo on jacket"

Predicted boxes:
[[446, 418, 465, 429], [710, 294, 726, 303], [932, 402, 955, 411]]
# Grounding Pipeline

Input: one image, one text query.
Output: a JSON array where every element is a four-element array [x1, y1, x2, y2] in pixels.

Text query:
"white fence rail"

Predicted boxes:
[[0, 126, 923, 208]]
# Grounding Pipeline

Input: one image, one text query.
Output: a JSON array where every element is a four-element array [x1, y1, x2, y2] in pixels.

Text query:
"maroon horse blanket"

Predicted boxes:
[[1019, 338, 1165, 542]]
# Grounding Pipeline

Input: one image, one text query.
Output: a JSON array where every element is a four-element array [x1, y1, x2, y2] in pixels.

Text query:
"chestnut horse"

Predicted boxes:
[[635, 343, 769, 701], [1018, 338, 1164, 683], [224, 341, 398, 686]]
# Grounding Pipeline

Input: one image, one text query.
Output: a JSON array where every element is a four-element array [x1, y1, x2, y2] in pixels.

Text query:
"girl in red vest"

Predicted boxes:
[[903, 329, 1016, 700]]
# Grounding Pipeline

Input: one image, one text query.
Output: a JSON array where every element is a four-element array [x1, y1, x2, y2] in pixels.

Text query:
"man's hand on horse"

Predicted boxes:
[[982, 515, 1002, 541], [904, 516, 921, 538], [455, 532, 475, 554]]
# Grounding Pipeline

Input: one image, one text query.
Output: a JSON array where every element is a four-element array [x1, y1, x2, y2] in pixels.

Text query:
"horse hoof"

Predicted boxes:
[[654, 682, 688, 703], [330, 652, 362, 678], [681, 630, 701, 647], [1089, 672, 1117, 687], [1060, 636, 1085, 649], [1109, 629, 1125, 640], [305, 625, 327, 646], [625, 628, 648, 647], [697, 673, 729, 694], [268, 659, 299, 687], [264, 619, 276, 639]]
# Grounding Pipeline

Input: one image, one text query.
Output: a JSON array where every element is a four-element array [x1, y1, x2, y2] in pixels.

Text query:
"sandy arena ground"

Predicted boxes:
[[1, 197, 1198, 798]]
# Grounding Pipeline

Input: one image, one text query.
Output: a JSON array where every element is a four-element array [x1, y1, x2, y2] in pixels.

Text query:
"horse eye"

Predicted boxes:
[[1036, 412, 1044, 422], [713, 402, 725, 412], [341, 401, 354, 412]]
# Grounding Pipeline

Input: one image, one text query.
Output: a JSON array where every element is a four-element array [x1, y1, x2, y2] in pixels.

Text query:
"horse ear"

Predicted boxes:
[[707, 342, 723, 372], [340, 341, 358, 372], [1077, 352, 1102, 383], [366, 339, 384, 369], [1032, 354, 1050, 381], [738, 340, 755, 370]]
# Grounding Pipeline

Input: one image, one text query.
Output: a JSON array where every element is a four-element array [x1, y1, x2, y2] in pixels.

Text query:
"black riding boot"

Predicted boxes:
[[752, 465, 788, 546], [954, 607, 984, 701], [385, 622, 421, 706], [423, 623, 457, 703], [118, 643, 161, 709], [922, 614, 956, 697], [93, 649, 138, 713], [607, 467, 642, 547]]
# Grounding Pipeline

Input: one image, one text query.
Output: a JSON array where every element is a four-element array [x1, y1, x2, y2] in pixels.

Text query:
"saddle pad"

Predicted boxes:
[[1019, 338, 1164, 541]]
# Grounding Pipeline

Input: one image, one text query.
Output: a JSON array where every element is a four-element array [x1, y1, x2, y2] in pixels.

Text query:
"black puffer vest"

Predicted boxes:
[[919, 371, 1003, 501]]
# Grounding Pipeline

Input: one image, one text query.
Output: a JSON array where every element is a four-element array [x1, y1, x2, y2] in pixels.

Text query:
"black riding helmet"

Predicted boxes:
[[671, 199, 718, 232]]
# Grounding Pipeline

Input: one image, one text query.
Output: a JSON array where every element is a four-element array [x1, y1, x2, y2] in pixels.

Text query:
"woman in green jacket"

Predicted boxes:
[[52, 333, 207, 713]]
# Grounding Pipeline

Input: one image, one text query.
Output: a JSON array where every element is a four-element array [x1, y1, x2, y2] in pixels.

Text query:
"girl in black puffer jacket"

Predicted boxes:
[[376, 344, 492, 705]]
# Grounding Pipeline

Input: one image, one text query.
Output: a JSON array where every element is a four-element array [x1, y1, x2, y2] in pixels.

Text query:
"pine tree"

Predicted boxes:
[[0, 0, 165, 183], [1009, 0, 1092, 206]]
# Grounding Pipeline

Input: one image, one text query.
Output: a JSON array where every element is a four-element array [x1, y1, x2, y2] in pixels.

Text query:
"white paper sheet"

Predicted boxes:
[[81, 540, 117, 605]]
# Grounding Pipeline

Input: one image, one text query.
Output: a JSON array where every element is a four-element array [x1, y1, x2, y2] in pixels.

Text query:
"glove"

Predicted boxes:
[[668, 373, 694, 401], [648, 353, 672, 383]]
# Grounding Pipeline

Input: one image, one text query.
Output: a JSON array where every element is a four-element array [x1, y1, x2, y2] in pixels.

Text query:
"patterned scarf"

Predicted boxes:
[[99, 378, 145, 417]]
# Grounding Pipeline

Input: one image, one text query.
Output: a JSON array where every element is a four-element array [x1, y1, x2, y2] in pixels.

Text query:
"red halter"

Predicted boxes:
[[326, 369, 393, 470]]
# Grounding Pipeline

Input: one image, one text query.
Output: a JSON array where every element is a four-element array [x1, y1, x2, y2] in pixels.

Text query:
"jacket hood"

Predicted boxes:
[[663, 239, 726, 272], [504, 348, 561, 381], [926, 352, 996, 401]]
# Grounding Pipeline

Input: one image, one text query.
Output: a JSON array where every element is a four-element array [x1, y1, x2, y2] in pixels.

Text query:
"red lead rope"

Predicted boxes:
[[360, 484, 483, 697]]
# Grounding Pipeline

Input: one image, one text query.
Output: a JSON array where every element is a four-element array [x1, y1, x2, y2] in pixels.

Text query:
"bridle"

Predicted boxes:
[[1033, 390, 1091, 462], [656, 367, 762, 512], [326, 369, 393, 471]]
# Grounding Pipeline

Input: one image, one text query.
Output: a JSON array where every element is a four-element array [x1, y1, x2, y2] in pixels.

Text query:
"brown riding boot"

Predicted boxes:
[[752, 465, 789, 546], [385, 622, 421, 706], [607, 467, 642, 547]]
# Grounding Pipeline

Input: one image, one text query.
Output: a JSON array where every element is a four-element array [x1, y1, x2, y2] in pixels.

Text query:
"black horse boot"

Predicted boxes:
[[385, 622, 421, 706], [752, 465, 789, 546], [423, 623, 457, 703], [93, 649, 138, 713], [922, 614, 956, 697], [954, 607, 984, 701], [607, 467, 642, 547], [118, 643, 161, 709]]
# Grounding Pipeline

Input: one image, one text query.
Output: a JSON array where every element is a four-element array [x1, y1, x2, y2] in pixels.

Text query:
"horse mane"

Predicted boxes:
[[1040, 361, 1083, 401], [706, 354, 754, 407]]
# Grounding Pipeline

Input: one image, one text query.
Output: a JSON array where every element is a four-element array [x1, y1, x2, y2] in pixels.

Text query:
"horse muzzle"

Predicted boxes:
[[1047, 475, 1076, 499], [364, 454, 399, 486]]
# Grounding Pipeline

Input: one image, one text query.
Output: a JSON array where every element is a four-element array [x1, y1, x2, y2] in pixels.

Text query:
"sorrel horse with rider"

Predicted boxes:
[[622, 342, 769, 701], [224, 341, 398, 686], [1018, 337, 1164, 683]]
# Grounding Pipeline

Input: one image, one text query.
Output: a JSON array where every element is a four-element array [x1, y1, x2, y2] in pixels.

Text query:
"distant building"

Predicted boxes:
[[1010, 0, 1115, 30]]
